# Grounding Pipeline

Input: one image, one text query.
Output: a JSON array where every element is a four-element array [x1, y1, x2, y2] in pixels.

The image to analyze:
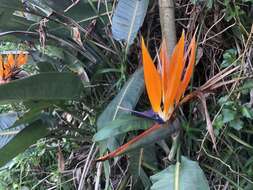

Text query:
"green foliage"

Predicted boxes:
[[0, 0, 106, 175], [223, 0, 246, 21], [0, 0, 252, 189], [0, 138, 77, 189], [0, 115, 53, 167], [213, 95, 253, 133], [96, 68, 144, 153], [0, 42, 26, 51], [0, 72, 84, 103], [151, 156, 210, 190], [191, 0, 213, 9], [220, 49, 238, 68], [128, 149, 153, 189], [0, 112, 21, 149], [112, 0, 149, 46], [94, 115, 153, 141]]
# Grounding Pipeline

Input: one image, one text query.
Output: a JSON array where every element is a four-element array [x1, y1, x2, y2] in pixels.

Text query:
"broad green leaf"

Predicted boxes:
[[228, 132, 253, 149], [97, 68, 144, 153], [103, 160, 111, 190], [11, 100, 57, 129], [222, 108, 236, 123], [97, 68, 144, 188], [241, 106, 253, 119], [25, 0, 111, 38], [0, 0, 22, 11], [30, 51, 59, 72], [0, 31, 94, 62], [24, 0, 53, 16], [245, 184, 253, 190], [229, 119, 243, 131], [98, 120, 180, 161], [0, 0, 36, 31], [150, 156, 210, 190], [0, 1, 110, 63], [221, 49, 237, 68], [26, 0, 70, 12], [118, 121, 179, 155], [0, 112, 24, 149], [128, 149, 152, 189], [240, 82, 252, 95], [0, 72, 83, 103], [112, 0, 149, 46], [128, 146, 157, 189], [27, 0, 110, 23], [0, 116, 52, 167], [11, 110, 41, 129], [213, 114, 223, 130], [93, 115, 153, 142]]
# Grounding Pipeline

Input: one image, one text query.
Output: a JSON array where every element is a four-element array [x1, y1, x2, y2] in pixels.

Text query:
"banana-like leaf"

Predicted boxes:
[[128, 147, 157, 189], [0, 31, 96, 62], [27, 0, 108, 20], [97, 68, 144, 153], [97, 120, 179, 161], [0, 72, 84, 103], [25, 0, 110, 32], [93, 115, 154, 141], [26, 0, 70, 12], [29, 52, 59, 72], [0, 115, 53, 167], [0, 0, 39, 31], [112, 0, 149, 46], [96, 68, 144, 190], [0, 0, 111, 65], [12, 100, 57, 129], [150, 156, 210, 190], [0, 112, 24, 149]]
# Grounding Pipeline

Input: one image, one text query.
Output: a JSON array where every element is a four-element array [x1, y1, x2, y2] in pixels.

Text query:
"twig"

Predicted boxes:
[[202, 13, 225, 44], [78, 142, 96, 190], [94, 162, 103, 190], [64, 0, 80, 12], [200, 22, 236, 45]]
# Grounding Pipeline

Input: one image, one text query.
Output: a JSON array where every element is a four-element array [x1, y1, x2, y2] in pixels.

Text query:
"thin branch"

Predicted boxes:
[[78, 142, 96, 190]]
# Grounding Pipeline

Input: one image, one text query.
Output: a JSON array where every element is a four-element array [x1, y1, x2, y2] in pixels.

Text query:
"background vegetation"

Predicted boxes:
[[0, 0, 252, 189]]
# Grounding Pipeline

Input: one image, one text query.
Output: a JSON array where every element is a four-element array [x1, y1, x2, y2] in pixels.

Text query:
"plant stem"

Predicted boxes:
[[158, 0, 176, 56], [175, 161, 180, 190], [168, 131, 180, 161], [175, 144, 181, 190]]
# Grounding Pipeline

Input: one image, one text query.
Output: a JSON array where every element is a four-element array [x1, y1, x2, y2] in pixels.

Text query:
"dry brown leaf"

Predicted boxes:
[[57, 146, 65, 173], [197, 92, 217, 151], [72, 27, 83, 47]]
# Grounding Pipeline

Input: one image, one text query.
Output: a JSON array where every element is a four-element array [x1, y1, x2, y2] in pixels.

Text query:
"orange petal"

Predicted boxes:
[[164, 32, 185, 117], [4, 54, 15, 79], [159, 40, 170, 102], [176, 36, 196, 103], [0, 55, 4, 80], [4, 68, 12, 79], [141, 37, 162, 113], [7, 54, 15, 69], [17, 52, 28, 67]]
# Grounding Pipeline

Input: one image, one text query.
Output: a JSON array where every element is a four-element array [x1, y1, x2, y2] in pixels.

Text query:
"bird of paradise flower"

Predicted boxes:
[[142, 31, 196, 122], [0, 52, 28, 84], [97, 31, 196, 161]]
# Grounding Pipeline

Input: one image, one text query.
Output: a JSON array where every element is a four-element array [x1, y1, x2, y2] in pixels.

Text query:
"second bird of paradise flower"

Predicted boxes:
[[0, 52, 28, 82]]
